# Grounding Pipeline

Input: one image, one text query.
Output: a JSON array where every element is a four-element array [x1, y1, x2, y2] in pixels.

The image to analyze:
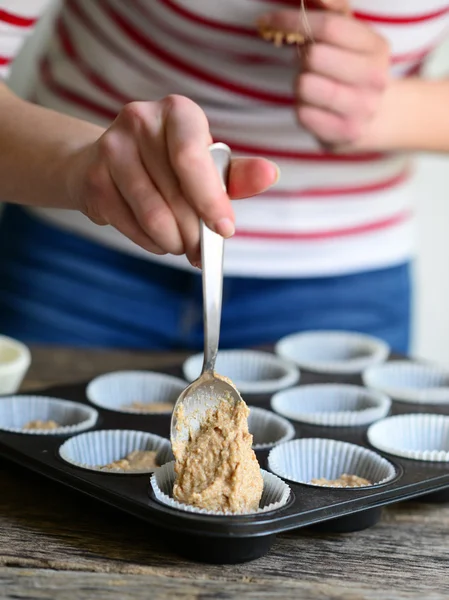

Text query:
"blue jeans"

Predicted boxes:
[[0, 205, 411, 351]]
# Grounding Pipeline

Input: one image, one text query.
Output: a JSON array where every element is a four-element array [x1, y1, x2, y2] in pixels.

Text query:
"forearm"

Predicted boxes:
[[0, 84, 104, 209], [360, 78, 449, 154]]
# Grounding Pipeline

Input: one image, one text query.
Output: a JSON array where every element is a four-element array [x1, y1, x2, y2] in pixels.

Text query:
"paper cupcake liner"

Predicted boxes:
[[0, 395, 98, 435], [362, 361, 449, 404], [150, 461, 291, 515], [248, 406, 296, 450], [182, 350, 299, 395], [268, 438, 396, 488], [275, 330, 390, 375], [0, 335, 31, 395], [59, 429, 172, 474], [271, 384, 391, 427], [367, 414, 449, 462], [86, 371, 186, 414]]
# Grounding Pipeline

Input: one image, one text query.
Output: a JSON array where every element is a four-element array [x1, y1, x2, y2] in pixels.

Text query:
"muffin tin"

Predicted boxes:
[[1, 349, 449, 565]]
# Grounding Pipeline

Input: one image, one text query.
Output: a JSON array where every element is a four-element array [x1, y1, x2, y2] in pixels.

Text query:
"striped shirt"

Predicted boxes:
[[2, 0, 449, 277]]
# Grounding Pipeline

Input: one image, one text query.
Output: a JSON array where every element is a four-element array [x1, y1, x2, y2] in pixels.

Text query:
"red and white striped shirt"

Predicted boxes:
[[3, 0, 449, 276]]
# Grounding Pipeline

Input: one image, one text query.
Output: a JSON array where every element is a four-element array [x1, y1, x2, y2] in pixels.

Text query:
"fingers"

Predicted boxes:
[[83, 159, 166, 255], [298, 104, 364, 144], [259, 10, 385, 53], [308, 0, 351, 14], [164, 95, 236, 238], [305, 43, 389, 89], [105, 134, 185, 256], [138, 124, 202, 265], [299, 73, 380, 118]]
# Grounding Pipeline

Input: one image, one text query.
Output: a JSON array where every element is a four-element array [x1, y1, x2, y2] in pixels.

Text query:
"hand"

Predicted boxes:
[[67, 95, 278, 265], [258, 2, 391, 149]]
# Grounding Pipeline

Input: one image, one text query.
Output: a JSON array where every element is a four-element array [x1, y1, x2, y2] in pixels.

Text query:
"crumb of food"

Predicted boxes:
[[102, 450, 158, 472], [23, 419, 59, 430], [172, 397, 263, 513], [310, 473, 372, 488], [257, 24, 306, 47], [125, 401, 174, 413]]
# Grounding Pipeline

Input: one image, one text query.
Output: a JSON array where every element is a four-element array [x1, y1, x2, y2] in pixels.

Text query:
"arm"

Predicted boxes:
[[258, 6, 449, 154]]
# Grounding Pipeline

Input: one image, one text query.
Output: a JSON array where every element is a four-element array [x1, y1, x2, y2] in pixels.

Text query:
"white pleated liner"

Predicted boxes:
[[151, 461, 291, 515], [275, 330, 390, 374], [59, 429, 172, 474], [182, 350, 299, 394], [86, 371, 186, 414], [0, 395, 98, 435], [367, 414, 449, 462], [271, 384, 391, 427], [268, 438, 396, 488], [248, 406, 296, 449], [363, 362, 449, 404]]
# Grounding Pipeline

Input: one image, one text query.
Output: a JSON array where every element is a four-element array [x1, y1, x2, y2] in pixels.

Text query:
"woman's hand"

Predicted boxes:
[[258, 2, 391, 149], [67, 95, 278, 265]]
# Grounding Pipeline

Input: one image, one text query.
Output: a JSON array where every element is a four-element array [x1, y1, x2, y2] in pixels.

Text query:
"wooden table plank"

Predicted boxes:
[[1, 346, 449, 599]]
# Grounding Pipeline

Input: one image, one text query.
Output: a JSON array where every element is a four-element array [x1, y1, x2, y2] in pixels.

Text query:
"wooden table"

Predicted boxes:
[[1, 346, 449, 600]]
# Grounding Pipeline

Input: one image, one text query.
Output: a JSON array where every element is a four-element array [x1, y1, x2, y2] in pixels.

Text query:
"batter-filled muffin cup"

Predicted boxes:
[[182, 350, 299, 395], [151, 462, 291, 515], [268, 438, 396, 488], [271, 384, 391, 427], [248, 406, 296, 450], [363, 361, 449, 404], [367, 414, 449, 462], [86, 370, 186, 414], [59, 429, 172, 474], [275, 330, 389, 374], [0, 395, 98, 435]]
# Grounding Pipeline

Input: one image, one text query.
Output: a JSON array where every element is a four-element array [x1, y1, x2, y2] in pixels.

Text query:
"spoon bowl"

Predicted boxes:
[[170, 143, 242, 445]]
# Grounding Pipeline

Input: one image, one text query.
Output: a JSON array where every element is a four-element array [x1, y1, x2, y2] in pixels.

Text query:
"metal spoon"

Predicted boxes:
[[170, 142, 243, 446]]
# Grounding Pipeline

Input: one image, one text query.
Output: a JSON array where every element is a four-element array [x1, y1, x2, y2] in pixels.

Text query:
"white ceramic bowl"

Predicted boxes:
[[275, 330, 389, 374], [0, 335, 31, 395], [182, 350, 299, 395]]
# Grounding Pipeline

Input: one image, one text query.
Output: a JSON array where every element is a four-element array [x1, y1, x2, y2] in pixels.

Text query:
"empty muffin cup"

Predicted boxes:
[[275, 330, 389, 374], [59, 429, 172, 474], [182, 350, 299, 395], [362, 361, 449, 404], [86, 370, 186, 414], [367, 414, 449, 462], [271, 384, 391, 427], [0, 395, 98, 435], [151, 461, 291, 515], [248, 406, 296, 450], [268, 438, 396, 488]]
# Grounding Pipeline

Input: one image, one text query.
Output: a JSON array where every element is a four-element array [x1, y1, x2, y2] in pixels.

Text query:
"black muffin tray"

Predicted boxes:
[[1, 356, 449, 564]]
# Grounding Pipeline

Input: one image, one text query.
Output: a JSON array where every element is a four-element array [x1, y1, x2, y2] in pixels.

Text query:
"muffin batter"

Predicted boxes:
[[311, 474, 372, 488], [102, 450, 158, 471], [125, 401, 174, 413], [172, 398, 263, 513], [23, 419, 59, 430]]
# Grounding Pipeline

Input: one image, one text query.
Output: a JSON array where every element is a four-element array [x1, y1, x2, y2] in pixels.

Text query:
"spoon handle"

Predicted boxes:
[[201, 143, 232, 376]]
